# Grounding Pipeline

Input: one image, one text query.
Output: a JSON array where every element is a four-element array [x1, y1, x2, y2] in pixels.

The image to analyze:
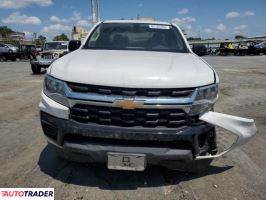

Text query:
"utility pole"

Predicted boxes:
[[96, 0, 100, 21], [91, 0, 96, 25]]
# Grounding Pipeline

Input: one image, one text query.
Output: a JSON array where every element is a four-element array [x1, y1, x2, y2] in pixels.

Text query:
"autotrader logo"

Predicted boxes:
[[0, 188, 54, 200]]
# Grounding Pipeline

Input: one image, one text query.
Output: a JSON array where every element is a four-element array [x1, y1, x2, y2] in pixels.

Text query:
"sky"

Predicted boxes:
[[0, 0, 265, 40]]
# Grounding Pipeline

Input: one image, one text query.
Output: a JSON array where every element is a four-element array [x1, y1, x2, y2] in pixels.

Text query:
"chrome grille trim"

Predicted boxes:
[[68, 99, 191, 113], [63, 83, 198, 113]]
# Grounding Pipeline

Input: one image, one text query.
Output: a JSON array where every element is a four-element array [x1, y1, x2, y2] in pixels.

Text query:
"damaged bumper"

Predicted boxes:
[[39, 93, 256, 163], [197, 111, 256, 159]]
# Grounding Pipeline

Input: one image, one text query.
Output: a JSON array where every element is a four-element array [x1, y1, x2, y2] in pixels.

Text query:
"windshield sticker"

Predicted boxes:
[[149, 25, 170, 29]]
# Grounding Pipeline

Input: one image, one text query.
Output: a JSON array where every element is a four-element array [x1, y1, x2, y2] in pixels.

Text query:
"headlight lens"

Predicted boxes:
[[44, 75, 69, 107], [195, 84, 218, 102], [53, 53, 59, 59], [190, 84, 218, 115]]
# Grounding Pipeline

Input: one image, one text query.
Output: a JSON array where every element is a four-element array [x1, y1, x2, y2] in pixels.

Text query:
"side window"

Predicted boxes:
[[88, 27, 100, 47], [0, 44, 4, 47]]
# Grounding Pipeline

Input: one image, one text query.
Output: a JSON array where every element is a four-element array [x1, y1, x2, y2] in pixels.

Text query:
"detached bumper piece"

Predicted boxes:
[[198, 111, 256, 159]]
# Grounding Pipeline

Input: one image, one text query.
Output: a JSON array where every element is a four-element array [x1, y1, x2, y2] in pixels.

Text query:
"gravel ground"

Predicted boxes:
[[0, 56, 265, 200]]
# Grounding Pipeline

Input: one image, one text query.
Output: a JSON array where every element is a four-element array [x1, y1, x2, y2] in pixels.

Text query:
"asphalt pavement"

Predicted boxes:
[[0, 56, 265, 200]]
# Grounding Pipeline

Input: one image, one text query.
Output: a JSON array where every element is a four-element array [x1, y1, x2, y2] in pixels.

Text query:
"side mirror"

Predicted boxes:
[[69, 40, 81, 52], [192, 44, 207, 56]]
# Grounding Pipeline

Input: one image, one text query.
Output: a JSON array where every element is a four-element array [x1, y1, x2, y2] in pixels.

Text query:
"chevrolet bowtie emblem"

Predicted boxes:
[[114, 99, 145, 109]]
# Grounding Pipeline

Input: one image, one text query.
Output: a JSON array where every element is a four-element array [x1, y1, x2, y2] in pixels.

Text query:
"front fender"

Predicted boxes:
[[196, 111, 256, 159]]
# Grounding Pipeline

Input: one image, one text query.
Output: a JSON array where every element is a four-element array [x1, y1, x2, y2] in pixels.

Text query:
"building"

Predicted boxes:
[[188, 35, 266, 50], [72, 26, 89, 42], [247, 35, 266, 41], [8, 32, 25, 40]]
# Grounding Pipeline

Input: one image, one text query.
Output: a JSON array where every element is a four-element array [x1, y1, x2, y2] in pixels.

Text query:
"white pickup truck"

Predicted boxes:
[[39, 20, 256, 172]]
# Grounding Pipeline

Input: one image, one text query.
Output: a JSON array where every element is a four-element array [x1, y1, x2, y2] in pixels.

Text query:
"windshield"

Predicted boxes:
[[44, 42, 68, 50], [83, 23, 188, 53]]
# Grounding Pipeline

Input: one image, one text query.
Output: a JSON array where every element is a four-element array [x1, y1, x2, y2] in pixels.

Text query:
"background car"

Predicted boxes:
[[0, 44, 18, 61], [254, 42, 266, 54], [0, 43, 19, 54], [18, 44, 38, 60], [30, 41, 69, 74]]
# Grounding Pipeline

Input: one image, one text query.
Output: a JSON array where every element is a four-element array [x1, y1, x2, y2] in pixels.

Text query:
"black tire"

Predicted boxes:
[[31, 64, 41, 74], [0, 56, 6, 62], [10, 57, 16, 61]]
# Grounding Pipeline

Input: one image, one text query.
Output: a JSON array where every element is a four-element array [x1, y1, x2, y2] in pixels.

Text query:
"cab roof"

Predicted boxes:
[[102, 20, 172, 26]]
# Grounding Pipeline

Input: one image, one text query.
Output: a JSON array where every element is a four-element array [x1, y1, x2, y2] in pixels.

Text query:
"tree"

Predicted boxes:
[[53, 34, 69, 41], [38, 35, 46, 41], [0, 26, 14, 37], [235, 35, 247, 40], [35, 35, 46, 46]]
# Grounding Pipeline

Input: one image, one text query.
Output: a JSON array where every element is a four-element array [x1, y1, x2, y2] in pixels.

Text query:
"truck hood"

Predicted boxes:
[[49, 49, 215, 88]]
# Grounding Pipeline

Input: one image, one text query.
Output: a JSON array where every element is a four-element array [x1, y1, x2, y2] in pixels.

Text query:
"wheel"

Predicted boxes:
[[0, 56, 6, 62], [31, 64, 41, 74], [10, 57, 16, 61]]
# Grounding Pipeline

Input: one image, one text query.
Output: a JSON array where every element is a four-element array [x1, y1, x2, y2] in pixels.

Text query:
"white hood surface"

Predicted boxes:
[[49, 49, 215, 88]]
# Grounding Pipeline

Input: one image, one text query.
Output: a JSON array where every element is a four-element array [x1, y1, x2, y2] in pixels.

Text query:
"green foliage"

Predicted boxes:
[[0, 26, 14, 37], [38, 35, 46, 41], [53, 34, 69, 41], [35, 35, 47, 47]]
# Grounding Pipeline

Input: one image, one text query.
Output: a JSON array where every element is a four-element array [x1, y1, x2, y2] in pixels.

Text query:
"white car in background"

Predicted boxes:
[[30, 41, 69, 74], [0, 43, 19, 54], [39, 20, 256, 172], [0, 43, 19, 61]]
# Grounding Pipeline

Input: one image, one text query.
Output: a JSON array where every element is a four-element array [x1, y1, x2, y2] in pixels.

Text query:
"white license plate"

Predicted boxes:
[[107, 152, 146, 171]]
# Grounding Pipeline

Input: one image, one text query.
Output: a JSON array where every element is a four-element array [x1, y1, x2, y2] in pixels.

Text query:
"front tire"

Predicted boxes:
[[10, 56, 16, 61], [31, 64, 41, 74], [0, 56, 6, 62]]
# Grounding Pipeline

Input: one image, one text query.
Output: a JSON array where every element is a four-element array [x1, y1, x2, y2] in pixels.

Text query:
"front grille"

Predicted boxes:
[[42, 54, 53, 60], [70, 104, 188, 128], [67, 82, 194, 98]]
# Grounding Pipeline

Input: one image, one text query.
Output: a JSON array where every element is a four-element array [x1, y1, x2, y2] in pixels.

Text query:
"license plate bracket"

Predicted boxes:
[[107, 152, 146, 171]]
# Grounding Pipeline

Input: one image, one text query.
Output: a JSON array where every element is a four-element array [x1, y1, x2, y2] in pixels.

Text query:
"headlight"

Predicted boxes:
[[36, 54, 41, 60], [43, 75, 69, 107], [53, 53, 59, 59], [190, 84, 218, 115], [195, 84, 218, 103]]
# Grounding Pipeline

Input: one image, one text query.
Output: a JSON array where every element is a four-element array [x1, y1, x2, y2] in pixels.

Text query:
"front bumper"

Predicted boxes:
[[41, 111, 216, 163], [31, 59, 54, 67], [39, 93, 256, 165]]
